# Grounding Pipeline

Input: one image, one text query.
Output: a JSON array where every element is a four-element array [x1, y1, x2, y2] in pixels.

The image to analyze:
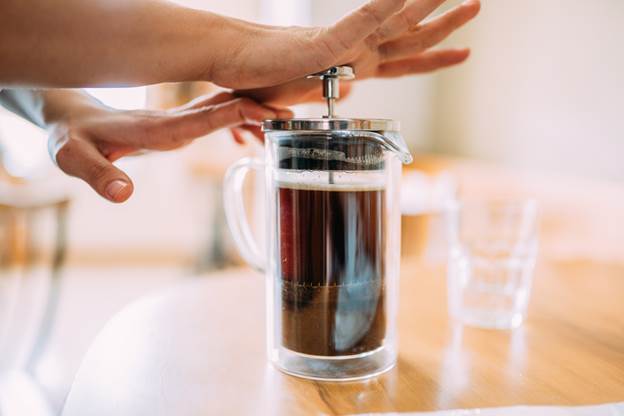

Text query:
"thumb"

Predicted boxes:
[[53, 136, 134, 203]]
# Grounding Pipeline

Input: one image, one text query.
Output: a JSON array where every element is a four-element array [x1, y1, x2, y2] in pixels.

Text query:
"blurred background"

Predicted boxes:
[[0, 0, 622, 414]]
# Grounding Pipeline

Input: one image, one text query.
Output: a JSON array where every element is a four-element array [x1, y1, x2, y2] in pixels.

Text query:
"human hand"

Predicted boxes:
[[229, 0, 479, 151], [48, 92, 291, 203], [210, 0, 480, 94]]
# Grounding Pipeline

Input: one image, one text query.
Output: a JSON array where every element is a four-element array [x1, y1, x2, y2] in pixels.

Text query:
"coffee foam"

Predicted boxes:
[[276, 180, 386, 192]]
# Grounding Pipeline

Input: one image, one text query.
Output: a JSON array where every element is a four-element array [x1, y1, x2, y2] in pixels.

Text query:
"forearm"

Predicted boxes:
[[0, 0, 233, 87], [0, 89, 107, 128]]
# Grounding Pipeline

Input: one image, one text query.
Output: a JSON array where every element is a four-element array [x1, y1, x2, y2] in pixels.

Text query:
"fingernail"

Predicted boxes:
[[105, 180, 130, 201]]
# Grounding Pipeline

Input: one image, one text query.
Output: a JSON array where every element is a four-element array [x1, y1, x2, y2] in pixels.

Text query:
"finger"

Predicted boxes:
[[375, 0, 447, 43], [230, 128, 246, 145], [237, 81, 320, 106], [240, 125, 264, 142], [379, 0, 480, 62], [230, 125, 264, 145], [176, 91, 235, 111], [54, 137, 134, 203], [97, 143, 140, 162], [237, 81, 352, 107], [135, 98, 279, 151], [376, 48, 470, 77], [270, 107, 295, 119], [321, 0, 407, 60], [236, 107, 288, 143]]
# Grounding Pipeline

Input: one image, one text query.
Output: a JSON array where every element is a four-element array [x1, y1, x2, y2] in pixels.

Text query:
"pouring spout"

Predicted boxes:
[[384, 131, 413, 164], [357, 131, 413, 165]]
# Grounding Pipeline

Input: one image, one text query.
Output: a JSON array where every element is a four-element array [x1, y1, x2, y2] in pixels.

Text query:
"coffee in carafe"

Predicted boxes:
[[278, 183, 386, 356]]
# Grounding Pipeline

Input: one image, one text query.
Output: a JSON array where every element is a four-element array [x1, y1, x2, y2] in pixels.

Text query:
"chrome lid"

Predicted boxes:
[[262, 66, 412, 165], [262, 118, 400, 132]]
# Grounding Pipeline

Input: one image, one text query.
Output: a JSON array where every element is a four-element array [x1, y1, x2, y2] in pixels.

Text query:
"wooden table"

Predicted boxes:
[[62, 158, 624, 415]]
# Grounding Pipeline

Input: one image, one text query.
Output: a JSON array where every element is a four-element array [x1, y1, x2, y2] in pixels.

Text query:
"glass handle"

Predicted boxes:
[[223, 157, 265, 272]]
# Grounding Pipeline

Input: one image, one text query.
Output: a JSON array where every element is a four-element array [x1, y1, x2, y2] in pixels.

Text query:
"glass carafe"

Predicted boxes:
[[224, 67, 412, 381]]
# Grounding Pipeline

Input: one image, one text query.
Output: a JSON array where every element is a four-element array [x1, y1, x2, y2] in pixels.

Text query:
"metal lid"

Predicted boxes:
[[262, 118, 400, 132], [261, 65, 412, 165]]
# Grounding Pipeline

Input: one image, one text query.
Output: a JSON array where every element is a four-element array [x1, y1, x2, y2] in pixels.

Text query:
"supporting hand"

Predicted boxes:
[[47, 92, 290, 203]]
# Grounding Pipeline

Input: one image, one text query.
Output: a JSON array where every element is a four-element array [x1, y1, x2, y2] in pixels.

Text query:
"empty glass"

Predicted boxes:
[[446, 200, 538, 329]]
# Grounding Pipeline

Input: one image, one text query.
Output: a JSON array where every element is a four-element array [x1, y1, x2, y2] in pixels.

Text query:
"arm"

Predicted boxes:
[[0, 0, 479, 90], [0, 88, 291, 202], [0, 0, 231, 87]]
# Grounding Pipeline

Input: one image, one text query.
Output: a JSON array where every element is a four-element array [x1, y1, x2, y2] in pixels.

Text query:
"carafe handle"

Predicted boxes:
[[223, 157, 265, 272]]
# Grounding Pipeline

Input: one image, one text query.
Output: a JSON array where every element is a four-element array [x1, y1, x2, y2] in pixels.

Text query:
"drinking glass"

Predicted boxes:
[[446, 199, 538, 329]]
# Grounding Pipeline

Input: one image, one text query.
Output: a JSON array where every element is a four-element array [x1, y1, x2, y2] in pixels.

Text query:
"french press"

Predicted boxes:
[[224, 66, 412, 380]]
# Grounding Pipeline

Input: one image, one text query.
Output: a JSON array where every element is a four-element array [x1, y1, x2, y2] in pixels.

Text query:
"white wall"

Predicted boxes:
[[433, 0, 624, 180]]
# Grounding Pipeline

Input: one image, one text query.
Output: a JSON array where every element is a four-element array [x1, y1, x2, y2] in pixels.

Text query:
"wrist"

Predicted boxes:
[[148, 7, 240, 83], [40, 90, 110, 128], [191, 13, 257, 84]]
